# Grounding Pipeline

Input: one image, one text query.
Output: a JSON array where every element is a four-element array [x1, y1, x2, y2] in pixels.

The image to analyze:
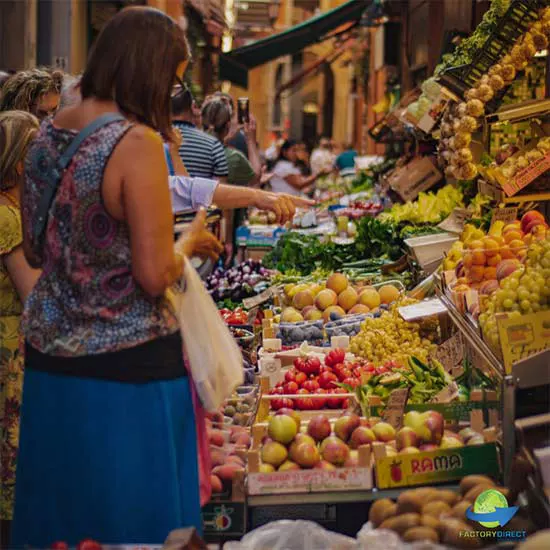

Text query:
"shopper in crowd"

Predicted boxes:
[[335, 142, 358, 171], [271, 139, 329, 196], [310, 136, 335, 175], [171, 85, 229, 182], [12, 7, 224, 545], [295, 141, 311, 175], [0, 110, 41, 545], [0, 68, 63, 120], [212, 91, 249, 158], [201, 98, 260, 263]]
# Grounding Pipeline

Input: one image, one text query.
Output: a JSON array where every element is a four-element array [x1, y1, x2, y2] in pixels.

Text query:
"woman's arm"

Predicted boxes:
[[119, 127, 184, 296], [4, 247, 40, 301]]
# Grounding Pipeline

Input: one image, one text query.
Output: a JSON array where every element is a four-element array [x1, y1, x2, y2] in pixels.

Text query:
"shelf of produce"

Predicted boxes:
[[436, 291, 504, 380], [247, 484, 459, 507]]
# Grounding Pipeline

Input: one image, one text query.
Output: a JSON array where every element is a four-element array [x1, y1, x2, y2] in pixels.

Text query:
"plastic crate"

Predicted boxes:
[[440, 0, 544, 113]]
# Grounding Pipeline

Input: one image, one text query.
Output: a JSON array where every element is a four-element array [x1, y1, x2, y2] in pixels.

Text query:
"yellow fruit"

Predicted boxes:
[[359, 288, 381, 309], [338, 287, 358, 311], [326, 273, 348, 295], [378, 285, 401, 305]]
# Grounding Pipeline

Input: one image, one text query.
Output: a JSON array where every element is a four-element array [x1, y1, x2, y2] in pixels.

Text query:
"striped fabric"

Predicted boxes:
[[173, 121, 229, 179]]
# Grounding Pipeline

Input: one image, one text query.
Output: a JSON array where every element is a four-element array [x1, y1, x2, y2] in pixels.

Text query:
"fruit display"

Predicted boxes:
[[367, 474, 515, 548], [258, 411, 370, 472], [479, 226, 550, 353], [350, 297, 438, 367], [281, 274, 402, 325], [248, 209, 278, 225], [336, 200, 383, 220], [211, 385, 260, 428], [439, 6, 550, 180], [206, 260, 271, 303]]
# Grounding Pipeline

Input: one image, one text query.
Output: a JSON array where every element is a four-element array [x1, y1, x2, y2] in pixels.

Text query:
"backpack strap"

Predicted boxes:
[[33, 113, 126, 245], [164, 143, 176, 176]]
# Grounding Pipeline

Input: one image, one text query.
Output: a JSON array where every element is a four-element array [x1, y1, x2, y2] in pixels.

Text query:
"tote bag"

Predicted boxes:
[[167, 256, 243, 412]]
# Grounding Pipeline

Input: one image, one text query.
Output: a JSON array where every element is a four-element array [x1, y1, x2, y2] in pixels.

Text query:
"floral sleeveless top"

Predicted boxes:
[[22, 118, 178, 357]]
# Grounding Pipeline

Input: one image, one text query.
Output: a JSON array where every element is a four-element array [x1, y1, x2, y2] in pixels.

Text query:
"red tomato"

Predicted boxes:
[[313, 388, 327, 409], [336, 369, 352, 382], [284, 370, 297, 383], [271, 398, 284, 410], [343, 377, 360, 388], [303, 380, 320, 392], [326, 390, 343, 409], [319, 371, 338, 389], [308, 356, 321, 374], [272, 387, 284, 395], [282, 398, 295, 409], [51, 543, 69, 550], [294, 358, 307, 373], [296, 389, 314, 410], [294, 372, 307, 387], [283, 381, 299, 395]]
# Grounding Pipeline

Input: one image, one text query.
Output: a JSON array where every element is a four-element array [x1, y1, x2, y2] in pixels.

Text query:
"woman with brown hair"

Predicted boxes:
[[12, 7, 222, 545], [0, 110, 40, 541], [0, 68, 63, 120]]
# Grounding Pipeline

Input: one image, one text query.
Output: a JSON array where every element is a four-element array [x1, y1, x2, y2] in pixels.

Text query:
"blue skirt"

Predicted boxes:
[[11, 369, 201, 546]]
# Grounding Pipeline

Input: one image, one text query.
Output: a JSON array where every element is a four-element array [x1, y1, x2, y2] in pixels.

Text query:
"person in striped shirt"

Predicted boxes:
[[171, 86, 228, 182]]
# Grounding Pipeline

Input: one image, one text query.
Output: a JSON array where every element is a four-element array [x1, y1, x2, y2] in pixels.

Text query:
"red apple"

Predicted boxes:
[[307, 414, 332, 441], [334, 413, 361, 442]]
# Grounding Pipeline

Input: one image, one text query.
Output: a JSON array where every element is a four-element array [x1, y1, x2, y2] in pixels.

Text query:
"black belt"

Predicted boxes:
[[25, 332, 186, 383]]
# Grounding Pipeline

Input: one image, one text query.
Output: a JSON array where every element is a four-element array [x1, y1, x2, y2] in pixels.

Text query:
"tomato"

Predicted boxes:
[[377, 366, 388, 374], [77, 541, 102, 550], [294, 372, 307, 387], [343, 377, 360, 388], [284, 370, 297, 383], [296, 389, 314, 410], [303, 380, 320, 392], [272, 386, 284, 395], [308, 356, 321, 374], [326, 348, 346, 367], [283, 381, 299, 395], [50, 543, 69, 550], [336, 368, 352, 382], [313, 388, 327, 409], [326, 389, 343, 409], [318, 371, 338, 389], [282, 398, 295, 409], [294, 358, 307, 373], [271, 398, 284, 410]]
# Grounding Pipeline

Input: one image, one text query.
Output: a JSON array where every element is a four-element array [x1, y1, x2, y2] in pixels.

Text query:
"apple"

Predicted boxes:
[[292, 442, 321, 468], [344, 449, 359, 467], [395, 427, 419, 451], [400, 446, 420, 455], [314, 460, 337, 470], [261, 441, 288, 467], [320, 436, 350, 466], [278, 460, 301, 471], [372, 422, 396, 443], [334, 413, 361, 442], [349, 426, 376, 449], [440, 436, 464, 449], [403, 410, 444, 445], [268, 414, 298, 444], [307, 414, 332, 442], [275, 408, 301, 432], [289, 433, 316, 462]]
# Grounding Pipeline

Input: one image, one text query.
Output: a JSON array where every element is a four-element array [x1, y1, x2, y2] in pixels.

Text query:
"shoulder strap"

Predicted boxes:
[[33, 113, 126, 245], [164, 143, 176, 176]]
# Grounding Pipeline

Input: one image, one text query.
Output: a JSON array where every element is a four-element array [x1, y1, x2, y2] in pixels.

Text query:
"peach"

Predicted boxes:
[[349, 304, 370, 315], [268, 414, 298, 444], [521, 210, 545, 233], [292, 290, 314, 310], [359, 288, 381, 309], [500, 245, 514, 259], [278, 460, 301, 471], [322, 305, 346, 323], [486, 253, 502, 267], [496, 259, 520, 282], [463, 253, 473, 268], [471, 250, 486, 265], [326, 273, 348, 295], [504, 230, 524, 244], [261, 441, 288, 467], [338, 287, 358, 311], [468, 265, 485, 282], [508, 239, 525, 255], [291, 442, 321, 468], [483, 237, 499, 257], [378, 284, 401, 305], [483, 266, 497, 281], [281, 307, 304, 323], [315, 289, 338, 311]]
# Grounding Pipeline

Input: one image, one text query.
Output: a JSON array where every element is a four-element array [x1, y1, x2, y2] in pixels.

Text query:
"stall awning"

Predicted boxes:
[[219, 0, 368, 88]]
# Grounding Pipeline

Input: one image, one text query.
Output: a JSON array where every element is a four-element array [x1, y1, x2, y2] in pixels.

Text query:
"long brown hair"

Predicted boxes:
[[80, 7, 190, 139], [0, 110, 39, 190]]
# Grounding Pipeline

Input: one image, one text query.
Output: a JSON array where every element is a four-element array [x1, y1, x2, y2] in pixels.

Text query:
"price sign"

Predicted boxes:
[[437, 208, 472, 234], [242, 286, 277, 309], [382, 388, 409, 429], [491, 207, 518, 226], [431, 332, 464, 372], [431, 382, 460, 403], [399, 298, 447, 321]]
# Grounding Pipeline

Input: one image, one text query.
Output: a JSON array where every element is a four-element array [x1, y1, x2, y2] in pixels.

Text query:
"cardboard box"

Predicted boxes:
[[376, 443, 500, 489], [387, 156, 443, 202]]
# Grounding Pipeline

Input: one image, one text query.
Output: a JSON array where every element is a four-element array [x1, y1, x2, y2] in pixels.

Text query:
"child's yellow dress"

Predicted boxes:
[[0, 204, 24, 521]]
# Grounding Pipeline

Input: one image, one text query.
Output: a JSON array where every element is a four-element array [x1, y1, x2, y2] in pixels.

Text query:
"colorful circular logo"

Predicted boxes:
[[473, 489, 509, 528]]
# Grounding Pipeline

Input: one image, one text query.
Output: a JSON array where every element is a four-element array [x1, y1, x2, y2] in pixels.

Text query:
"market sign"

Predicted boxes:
[[376, 443, 500, 489], [496, 310, 550, 372]]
